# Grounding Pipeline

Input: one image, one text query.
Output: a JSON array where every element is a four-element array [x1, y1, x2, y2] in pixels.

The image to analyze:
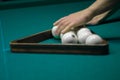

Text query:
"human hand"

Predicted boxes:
[[53, 9, 94, 35]]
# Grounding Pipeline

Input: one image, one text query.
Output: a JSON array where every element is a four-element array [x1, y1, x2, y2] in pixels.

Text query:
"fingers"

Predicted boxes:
[[56, 21, 69, 34], [53, 16, 70, 34], [53, 16, 84, 35], [61, 23, 74, 34], [53, 19, 76, 35]]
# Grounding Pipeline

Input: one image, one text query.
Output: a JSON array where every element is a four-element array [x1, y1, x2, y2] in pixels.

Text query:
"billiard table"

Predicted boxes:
[[0, 0, 120, 80]]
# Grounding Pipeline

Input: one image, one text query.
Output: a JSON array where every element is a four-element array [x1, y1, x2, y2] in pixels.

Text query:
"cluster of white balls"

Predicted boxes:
[[51, 26, 104, 45]]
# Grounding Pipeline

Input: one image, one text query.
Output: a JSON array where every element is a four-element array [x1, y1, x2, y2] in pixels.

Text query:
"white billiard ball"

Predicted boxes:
[[51, 26, 60, 39], [60, 30, 76, 38], [78, 31, 92, 44], [85, 34, 103, 45], [61, 31, 78, 44], [77, 27, 91, 36]]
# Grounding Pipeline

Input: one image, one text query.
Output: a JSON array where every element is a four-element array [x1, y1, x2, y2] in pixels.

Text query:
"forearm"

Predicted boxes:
[[88, 0, 119, 16]]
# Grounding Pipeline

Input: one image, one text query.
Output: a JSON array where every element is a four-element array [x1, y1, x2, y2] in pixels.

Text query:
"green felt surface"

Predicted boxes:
[[40, 38, 61, 44], [0, 21, 7, 80], [0, 0, 91, 10], [0, 1, 120, 80]]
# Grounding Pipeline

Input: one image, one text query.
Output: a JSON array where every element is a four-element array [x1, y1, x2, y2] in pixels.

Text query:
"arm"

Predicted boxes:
[[54, 0, 120, 34], [88, 0, 119, 16]]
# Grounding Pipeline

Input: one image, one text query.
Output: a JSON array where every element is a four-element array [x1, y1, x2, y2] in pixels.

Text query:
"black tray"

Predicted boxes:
[[10, 30, 109, 55]]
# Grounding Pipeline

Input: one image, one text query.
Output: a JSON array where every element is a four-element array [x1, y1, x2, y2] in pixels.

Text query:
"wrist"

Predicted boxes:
[[85, 8, 96, 19], [87, 7, 97, 17]]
